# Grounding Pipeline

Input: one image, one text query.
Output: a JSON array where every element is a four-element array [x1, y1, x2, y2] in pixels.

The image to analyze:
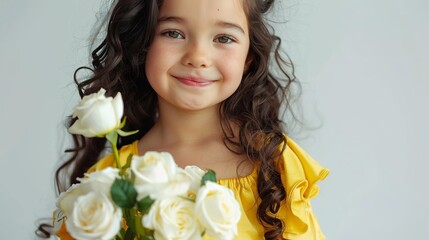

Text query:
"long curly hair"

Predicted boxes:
[[37, 0, 298, 239]]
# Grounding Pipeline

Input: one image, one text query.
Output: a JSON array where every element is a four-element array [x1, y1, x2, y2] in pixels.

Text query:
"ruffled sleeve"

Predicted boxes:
[[277, 138, 330, 240]]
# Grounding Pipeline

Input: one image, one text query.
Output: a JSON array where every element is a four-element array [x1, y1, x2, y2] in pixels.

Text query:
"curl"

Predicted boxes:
[[222, 0, 298, 239]]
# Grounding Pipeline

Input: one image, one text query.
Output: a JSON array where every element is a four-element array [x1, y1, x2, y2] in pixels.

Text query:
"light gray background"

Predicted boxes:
[[0, 0, 428, 239]]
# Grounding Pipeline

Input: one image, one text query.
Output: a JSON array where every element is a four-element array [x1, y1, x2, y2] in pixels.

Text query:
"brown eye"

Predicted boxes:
[[163, 30, 184, 39], [215, 35, 234, 44]]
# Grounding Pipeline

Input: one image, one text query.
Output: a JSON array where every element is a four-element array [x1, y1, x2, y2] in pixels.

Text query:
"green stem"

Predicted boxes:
[[112, 142, 121, 169], [123, 208, 136, 240], [106, 131, 122, 172]]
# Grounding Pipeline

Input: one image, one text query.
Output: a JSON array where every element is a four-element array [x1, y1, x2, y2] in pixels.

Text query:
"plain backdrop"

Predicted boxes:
[[0, 0, 428, 239]]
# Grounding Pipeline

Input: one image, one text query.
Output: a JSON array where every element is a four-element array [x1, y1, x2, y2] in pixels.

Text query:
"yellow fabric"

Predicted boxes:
[[56, 138, 329, 240]]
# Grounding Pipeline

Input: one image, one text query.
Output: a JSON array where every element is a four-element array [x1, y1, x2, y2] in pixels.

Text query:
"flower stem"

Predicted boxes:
[[123, 208, 136, 240], [112, 143, 121, 169], [106, 131, 122, 172]]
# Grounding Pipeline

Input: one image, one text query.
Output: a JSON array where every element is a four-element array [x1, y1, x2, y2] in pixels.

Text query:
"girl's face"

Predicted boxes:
[[145, 0, 250, 112]]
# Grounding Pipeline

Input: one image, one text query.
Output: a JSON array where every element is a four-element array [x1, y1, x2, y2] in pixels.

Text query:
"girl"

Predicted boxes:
[[45, 0, 329, 239]]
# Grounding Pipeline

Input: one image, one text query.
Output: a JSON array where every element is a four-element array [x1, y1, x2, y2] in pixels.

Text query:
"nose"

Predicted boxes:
[[181, 42, 212, 68]]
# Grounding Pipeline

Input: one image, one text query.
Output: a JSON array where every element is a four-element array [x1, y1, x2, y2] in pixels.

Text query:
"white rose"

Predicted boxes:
[[68, 88, 124, 137], [142, 197, 202, 240], [131, 151, 191, 200], [78, 167, 119, 194], [184, 165, 206, 199], [66, 192, 122, 240], [195, 182, 241, 240], [56, 168, 122, 240]]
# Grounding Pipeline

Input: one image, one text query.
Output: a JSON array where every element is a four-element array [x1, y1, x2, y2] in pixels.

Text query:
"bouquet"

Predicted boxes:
[[55, 88, 241, 240]]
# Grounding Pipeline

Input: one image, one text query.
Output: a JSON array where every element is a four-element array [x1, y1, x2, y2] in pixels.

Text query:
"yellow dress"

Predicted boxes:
[[55, 138, 329, 239]]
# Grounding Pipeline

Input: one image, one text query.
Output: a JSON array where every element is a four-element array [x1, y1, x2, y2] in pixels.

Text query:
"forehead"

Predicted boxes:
[[158, 0, 248, 30]]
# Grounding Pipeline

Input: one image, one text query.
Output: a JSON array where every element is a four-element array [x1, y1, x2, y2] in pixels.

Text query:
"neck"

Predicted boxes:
[[152, 99, 224, 146]]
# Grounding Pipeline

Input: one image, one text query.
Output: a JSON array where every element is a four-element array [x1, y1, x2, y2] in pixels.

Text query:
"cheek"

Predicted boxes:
[[218, 51, 247, 83], [145, 43, 174, 85]]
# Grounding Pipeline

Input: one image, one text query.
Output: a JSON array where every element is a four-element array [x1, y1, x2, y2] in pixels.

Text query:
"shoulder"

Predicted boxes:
[[277, 137, 330, 239], [87, 140, 139, 173], [278, 138, 330, 198]]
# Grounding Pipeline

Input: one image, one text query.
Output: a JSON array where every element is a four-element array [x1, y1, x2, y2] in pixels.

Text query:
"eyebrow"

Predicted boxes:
[[215, 21, 245, 35], [157, 16, 245, 35], [158, 16, 185, 24]]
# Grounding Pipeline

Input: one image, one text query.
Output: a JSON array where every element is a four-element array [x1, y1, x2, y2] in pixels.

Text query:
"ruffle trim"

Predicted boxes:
[[278, 138, 330, 239]]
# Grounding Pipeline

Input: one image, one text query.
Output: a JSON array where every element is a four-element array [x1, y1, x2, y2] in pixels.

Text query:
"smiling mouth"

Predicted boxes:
[[175, 77, 216, 87]]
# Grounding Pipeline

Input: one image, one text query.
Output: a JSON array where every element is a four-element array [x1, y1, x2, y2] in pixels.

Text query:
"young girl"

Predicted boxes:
[[47, 0, 329, 239]]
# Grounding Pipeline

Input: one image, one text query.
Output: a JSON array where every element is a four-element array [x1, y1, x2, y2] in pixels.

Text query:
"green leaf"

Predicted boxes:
[[137, 196, 155, 213], [201, 169, 217, 186], [117, 129, 139, 137], [123, 154, 133, 169], [119, 116, 127, 129], [106, 131, 118, 146], [111, 178, 137, 208]]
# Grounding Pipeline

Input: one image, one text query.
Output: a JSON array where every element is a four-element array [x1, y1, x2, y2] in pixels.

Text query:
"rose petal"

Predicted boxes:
[[112, 92, 124, 123]]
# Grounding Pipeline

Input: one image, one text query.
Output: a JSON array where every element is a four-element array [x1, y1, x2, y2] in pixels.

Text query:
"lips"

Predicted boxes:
[[174, 76, 216, 87]]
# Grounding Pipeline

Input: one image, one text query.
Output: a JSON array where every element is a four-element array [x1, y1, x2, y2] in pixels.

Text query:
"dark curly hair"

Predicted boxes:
[[37, 0, 298, 239]]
